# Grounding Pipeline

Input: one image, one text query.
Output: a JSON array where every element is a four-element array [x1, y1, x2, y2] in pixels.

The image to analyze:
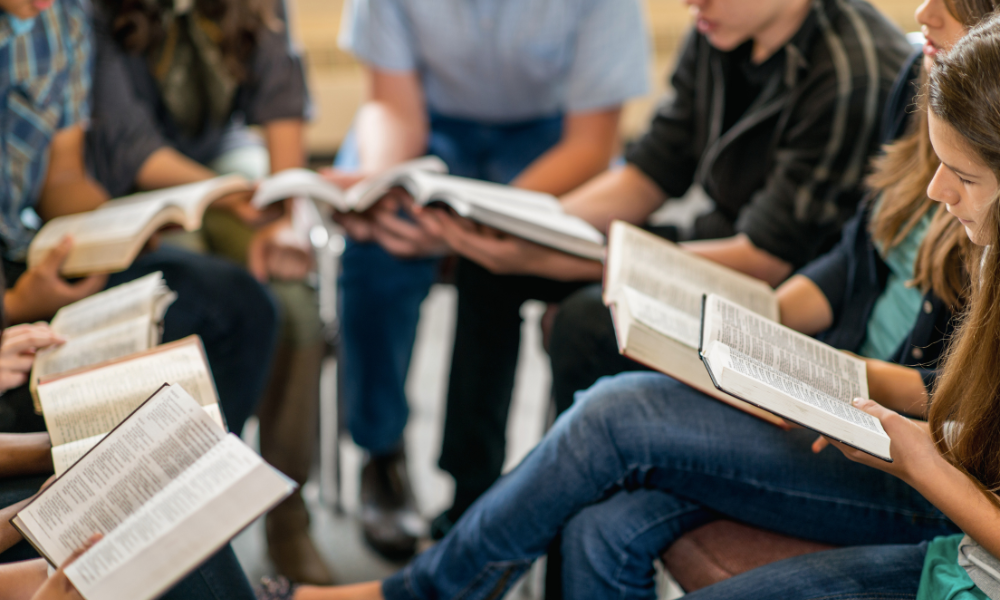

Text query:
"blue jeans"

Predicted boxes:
[[108, 245, 278, 437], [337, 113, 562, 454], [384, 373, 956, 600]]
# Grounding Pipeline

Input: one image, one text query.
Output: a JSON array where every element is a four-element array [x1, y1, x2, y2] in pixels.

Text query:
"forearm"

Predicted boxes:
[[683, 234, 793, 287], [865, 360, 929, 417], [135, 147, 216, 190], [0, 560, 48, 600], [0, 434, 53, 477], [35, 177, 107, 220], [264, 119, 306, 173], [560, 164, 667, 233], [511, 140, 614, 196], [355, 102, 427, 173], [776, 275, 833, 334], [910, 456, 1000, 559], [0, 497, 33, 554]]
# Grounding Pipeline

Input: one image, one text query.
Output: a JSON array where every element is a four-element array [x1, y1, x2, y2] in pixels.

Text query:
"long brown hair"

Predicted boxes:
[[926, 12, 1000, 507], [866, 0, 998, 309], [105, 0, 278, 81]]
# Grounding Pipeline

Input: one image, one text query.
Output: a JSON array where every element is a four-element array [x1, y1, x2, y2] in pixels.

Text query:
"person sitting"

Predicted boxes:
[[327, 0, 652, 558], [410, 0, 913, 534], [0, 0, 276, 452], [84, 0, 329, 583]]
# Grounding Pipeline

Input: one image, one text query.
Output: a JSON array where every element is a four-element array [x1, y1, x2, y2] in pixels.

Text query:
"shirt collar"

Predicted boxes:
[[0, 11, 37, 48]]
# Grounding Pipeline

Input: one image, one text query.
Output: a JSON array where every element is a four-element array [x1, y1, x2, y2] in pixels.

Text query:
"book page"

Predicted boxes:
[[706, 342, 883, 433], [623, 286, 701, 349], [702, 295, 868, 402], [605, 222, 778, 320], [251, 169, 347, 211], [28, 202, 167, 268], [49, 273, 173, 337], [33, 317, 154, 381], [65, 435, 292, 600], [16, 386, 225, 565], [405, 171, 563, 215], [346, 155, 449, 212], [39, 338, 219, 446], [51, 405, 225, 477], [103, 175, 249, 227]]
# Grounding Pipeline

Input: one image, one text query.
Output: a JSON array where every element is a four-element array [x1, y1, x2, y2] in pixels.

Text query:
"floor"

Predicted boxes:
[[231, 202, 707, 597]]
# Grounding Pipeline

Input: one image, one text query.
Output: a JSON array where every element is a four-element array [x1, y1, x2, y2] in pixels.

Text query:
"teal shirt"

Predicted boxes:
[[858, 207, 933, 360], [918, 535, 989, 600]]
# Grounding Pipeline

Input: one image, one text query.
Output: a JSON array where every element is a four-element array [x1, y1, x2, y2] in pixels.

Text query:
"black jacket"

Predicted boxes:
[[799, 51, 952, 395], [626, 0, 912, 269]]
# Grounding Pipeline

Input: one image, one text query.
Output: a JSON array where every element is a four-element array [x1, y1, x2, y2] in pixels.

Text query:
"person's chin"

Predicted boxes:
[[706, 33, 742, 52]]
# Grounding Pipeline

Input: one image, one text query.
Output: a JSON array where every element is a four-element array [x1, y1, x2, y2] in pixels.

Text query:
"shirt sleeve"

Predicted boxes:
[[624, 30, 701, 199], [795, 207, 866, 319], [245, 0, 310, 125], [85, 7, 168, 196], [563, 0, 650, 113], [57, 0, 93, 129], [733, 70, 879, 268], [338, 0, 417, 71]]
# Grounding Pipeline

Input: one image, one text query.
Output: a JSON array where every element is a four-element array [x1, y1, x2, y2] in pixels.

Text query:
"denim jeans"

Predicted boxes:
[[384, 372, 956, 600], [337, 113, 563, 454]]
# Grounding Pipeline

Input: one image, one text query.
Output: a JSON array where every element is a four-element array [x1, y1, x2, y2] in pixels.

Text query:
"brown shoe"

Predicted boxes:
[[266, 496, 336, 585]]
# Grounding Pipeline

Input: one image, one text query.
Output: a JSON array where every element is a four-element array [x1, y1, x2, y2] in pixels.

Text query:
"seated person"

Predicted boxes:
[[0, 0, 277, 440], [410, 0, 913, 533], [328, 0, 651, 557], [84, 0, 327, 583]]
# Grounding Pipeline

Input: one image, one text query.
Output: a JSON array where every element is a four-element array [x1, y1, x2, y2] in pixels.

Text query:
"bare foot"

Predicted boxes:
[[294, 581, 384, 600]]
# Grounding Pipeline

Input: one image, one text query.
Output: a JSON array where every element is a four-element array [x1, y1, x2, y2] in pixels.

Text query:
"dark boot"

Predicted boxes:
[[360, 446, 424, 561], [259, 340, 335, 585]]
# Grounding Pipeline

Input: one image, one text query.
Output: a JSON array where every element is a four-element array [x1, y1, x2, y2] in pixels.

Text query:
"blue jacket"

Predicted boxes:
[[798, 51, 953, 397]]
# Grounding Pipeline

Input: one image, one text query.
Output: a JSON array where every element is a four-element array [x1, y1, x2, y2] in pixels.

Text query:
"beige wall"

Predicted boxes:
[[293, 0, 921, 156]]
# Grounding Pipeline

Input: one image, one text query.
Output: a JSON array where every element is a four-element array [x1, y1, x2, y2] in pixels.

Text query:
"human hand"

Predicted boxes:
[[366, 191, 449, 258], [212, 189, 283, 228], [0, 324, 64, 391], [30, 534, 102, 600], [422, 207, 602, 281], [247, 217, 314, 283], [5, 237, 108, 323], [811, 398, 940, 483]]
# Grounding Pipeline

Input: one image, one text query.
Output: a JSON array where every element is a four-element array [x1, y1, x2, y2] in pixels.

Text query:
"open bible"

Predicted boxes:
[[699, 294, 890, 461], [253, 158, 606, 261], [603, 221, 785, 426], [28, 176, 250, 276], [11, 384, 294, 600], [29, 273, 177, 412], [34, 336, 223, 476]]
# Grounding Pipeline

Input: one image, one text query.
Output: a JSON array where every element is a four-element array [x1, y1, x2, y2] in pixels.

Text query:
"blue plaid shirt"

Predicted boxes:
[[340, 0, 650, 123], [0, 0, 92, 260]]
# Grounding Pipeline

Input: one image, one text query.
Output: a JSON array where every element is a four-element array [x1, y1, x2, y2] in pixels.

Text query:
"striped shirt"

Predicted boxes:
[[339, 0, 651, 123], [0, 0, 92, 260], [626, 0, 912, 268]]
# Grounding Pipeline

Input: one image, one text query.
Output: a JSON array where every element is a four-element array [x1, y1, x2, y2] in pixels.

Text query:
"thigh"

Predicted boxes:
[[683, 544, 926, 600], [560, 373, 956, 546]]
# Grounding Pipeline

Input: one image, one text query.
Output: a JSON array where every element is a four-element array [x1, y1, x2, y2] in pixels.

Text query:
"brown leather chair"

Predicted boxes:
[[660, 520, 837, 593]]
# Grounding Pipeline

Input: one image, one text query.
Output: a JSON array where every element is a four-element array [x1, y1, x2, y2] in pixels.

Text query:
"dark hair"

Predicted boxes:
[[926, 11, 1000, 508], [105, 0, 279, 81]]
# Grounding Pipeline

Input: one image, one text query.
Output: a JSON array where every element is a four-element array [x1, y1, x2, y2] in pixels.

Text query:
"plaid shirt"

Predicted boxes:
[[0, 0, 92, 261]]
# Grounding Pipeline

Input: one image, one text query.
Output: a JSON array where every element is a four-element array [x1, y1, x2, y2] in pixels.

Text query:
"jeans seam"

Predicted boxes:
[[452, 560, 531, 600], [610, 503, 706, 600]]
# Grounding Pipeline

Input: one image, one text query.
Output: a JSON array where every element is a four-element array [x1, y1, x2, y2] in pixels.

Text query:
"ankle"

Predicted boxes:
[[294, 581, 384, 600]]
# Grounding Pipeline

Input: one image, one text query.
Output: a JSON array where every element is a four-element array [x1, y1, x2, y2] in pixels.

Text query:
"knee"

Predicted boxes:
[[550, 285, 612, 363]]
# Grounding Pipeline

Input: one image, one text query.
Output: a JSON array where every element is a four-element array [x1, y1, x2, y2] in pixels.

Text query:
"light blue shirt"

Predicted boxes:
[[859, 205, 934, 361], [340, 0, 651, 123]]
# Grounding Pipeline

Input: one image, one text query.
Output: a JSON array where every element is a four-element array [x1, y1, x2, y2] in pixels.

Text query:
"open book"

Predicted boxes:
[[35, 336, 223, 476], [29, 273, 177, 412], [27, 176, 250, 276], [253, 159, 606, 261], [603, 221, 785, 426], [12, 384, 294, 600], [699, 294, 890, 461]]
